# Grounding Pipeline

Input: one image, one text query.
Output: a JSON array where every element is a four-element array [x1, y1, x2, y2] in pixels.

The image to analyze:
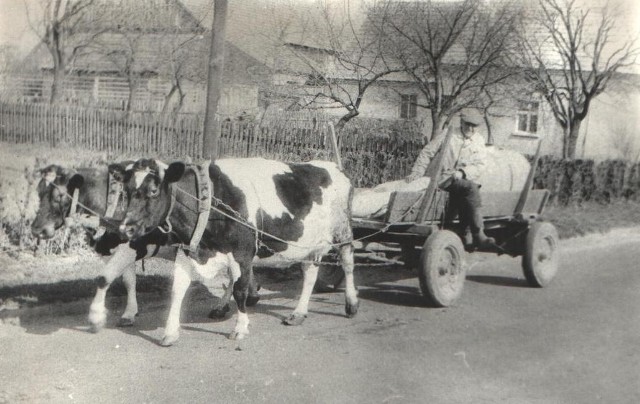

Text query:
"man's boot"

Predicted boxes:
[[471, 210, 495, 248]]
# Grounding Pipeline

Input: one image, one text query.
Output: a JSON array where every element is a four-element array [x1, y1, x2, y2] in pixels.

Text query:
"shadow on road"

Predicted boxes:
[[466, 275, 529, 288], [357, 284, 428, 308], [0, 263, 424, 342]]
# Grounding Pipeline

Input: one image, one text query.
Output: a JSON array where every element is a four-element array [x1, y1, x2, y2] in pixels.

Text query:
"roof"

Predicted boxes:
[[22, 0, 271, 83], [182, 0, 332, 68], [76, 0, 206, 33]]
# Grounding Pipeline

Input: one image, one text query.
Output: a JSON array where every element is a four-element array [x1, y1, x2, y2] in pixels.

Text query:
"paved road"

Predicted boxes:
[[1, 229, 639, 403]]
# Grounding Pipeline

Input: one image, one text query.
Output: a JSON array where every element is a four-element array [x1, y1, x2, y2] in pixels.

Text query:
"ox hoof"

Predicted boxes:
[[117, 317, 135, 327], [345, 301, 360, 318], [246, 294, 260, 307], [228, 330, 247, 340], [208, 304, 231, 320], [159, 334, 179, 347], [282, 313, 307, 326], [88, 310, 107, 333], [88, 318, 106, 333]]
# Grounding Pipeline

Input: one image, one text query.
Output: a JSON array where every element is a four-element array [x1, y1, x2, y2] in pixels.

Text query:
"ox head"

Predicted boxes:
[[119, 159, 185, 240], [31, 165, 84, 239]]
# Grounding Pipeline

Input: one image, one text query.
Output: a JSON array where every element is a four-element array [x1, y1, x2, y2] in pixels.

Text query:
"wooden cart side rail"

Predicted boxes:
[[381, 189, 550, 225]]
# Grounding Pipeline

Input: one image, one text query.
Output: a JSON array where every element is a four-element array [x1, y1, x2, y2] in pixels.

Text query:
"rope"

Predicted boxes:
[[173, 184, 424, 250]]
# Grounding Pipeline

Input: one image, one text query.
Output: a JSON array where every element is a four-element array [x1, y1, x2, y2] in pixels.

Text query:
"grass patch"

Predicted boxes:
[[542, 200, 640, 239]]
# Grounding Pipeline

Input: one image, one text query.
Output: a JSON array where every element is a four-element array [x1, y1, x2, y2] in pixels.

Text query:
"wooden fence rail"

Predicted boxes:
[[0, 102, 425, 167]]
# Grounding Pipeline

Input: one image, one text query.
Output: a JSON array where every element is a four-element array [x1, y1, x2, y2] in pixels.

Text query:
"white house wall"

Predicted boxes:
[[579, 90, 640, 160]]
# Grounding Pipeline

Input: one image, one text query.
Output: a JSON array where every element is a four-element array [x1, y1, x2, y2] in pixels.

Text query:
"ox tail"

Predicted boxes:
[[328, 122, 343, 170]]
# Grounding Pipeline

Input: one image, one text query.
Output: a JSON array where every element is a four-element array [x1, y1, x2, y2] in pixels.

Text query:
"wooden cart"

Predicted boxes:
[[346, 137, 559, 307]]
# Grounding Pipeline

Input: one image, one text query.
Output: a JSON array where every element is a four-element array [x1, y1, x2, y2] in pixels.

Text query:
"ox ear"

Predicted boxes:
[[164, 162, 186, 184], [108, 163, 132, 183], [68, 174, 84, 193], [37, 166, 59, 195]]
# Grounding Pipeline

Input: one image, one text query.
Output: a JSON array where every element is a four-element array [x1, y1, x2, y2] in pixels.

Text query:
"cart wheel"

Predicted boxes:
[[522, 221, 559, 287], [418, 230, 467, 307], [401, 244, 420, 269]]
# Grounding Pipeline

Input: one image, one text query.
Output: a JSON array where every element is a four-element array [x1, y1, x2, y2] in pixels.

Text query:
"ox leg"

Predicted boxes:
[[340, 243, 359, 317], [161, 250, 193, 347], [88, 245, 137, 332], [117, 265, 138, 327], [206, 279, 233, 319], [229, 261, 253, 340], [283, 261, 319, 326]]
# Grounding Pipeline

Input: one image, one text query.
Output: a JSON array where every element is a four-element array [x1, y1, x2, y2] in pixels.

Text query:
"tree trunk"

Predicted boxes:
[[565, 119, 582, 159], [334, 109, 359, 133], [162, 85, 178, 114], [50, 66, 65, 104], [430, 111, 447, 141]]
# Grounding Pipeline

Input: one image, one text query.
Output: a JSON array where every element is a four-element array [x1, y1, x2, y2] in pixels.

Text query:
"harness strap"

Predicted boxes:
[[166, 161, 212, 254], [63, 188, 81, 232], [188, 160, 213, 253], [158, 185, 176, 234], [70, 188, 80, 216], [93, 172, 126, 240]]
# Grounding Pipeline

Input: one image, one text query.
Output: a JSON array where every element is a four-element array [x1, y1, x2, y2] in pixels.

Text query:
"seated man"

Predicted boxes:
[[406, 109, 495, 248]]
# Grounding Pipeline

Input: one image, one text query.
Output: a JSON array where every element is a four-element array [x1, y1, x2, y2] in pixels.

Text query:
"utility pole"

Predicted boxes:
[[202, 0, 228, 159]]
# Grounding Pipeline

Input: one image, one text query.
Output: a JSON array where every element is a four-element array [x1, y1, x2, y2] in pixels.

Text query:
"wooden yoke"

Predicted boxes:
[[514, 139, 542, 217], [188, 160, 213, 252], [415, 128, 455, 223]]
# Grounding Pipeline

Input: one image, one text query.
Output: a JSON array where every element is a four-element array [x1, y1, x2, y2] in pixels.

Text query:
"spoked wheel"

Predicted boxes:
[[522, 221, 559, 287], [418, 230, 467, 307]]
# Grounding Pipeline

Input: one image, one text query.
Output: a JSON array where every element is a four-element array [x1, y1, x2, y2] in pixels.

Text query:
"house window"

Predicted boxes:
[[516, 100, 539, 134], [400, 94, 418, 119]]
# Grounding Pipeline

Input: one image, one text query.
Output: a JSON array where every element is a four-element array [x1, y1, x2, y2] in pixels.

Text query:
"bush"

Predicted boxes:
[[532, 156, 640, 205]]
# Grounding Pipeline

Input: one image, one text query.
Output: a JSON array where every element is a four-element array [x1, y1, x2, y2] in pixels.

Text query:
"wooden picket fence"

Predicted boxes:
[[0, 101, 425, 162]]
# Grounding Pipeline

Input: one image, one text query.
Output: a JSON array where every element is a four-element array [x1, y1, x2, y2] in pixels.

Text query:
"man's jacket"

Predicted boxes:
[[409, 126, 487, 183]]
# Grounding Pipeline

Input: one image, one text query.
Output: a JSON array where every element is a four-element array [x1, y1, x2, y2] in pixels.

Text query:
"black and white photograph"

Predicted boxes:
[[0, 0, 639, 402]]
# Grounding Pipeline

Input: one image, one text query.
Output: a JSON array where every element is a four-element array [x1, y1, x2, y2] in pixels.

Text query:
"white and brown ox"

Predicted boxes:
[[30, 164, 257, 333], [119, 158, 358, 345]]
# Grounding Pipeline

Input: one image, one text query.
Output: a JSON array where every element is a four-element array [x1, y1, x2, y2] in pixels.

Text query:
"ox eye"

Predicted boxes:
[[148, 187, 160, 198]]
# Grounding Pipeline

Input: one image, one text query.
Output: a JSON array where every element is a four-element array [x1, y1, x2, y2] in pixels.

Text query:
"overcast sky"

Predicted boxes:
[[1, 0, 639, 59]]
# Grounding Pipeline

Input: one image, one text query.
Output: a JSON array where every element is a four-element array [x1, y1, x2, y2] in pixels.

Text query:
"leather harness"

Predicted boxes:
[[161, 161, 213, 254]]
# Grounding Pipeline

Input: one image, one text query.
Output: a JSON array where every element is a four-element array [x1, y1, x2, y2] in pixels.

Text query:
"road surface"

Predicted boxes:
[[1, 228, 639, 403]]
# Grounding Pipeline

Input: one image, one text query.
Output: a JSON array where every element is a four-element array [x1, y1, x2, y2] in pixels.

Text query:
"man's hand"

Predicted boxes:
[[405, 172, 421, 183]]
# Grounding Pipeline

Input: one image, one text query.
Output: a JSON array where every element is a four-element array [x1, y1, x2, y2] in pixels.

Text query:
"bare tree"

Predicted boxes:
[[94, 33, 147, 112], [157, 34, 207, 114], [518, 0, 640, 159], [89, 1, 207, 113], [24, 0, 99, 103], [265, 0, 403, 132], [370, 0, 521, 139]]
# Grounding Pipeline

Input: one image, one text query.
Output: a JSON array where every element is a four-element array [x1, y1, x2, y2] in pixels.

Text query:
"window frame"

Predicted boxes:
[[513, 98, 541, 137], [400, 94, 418, 119]]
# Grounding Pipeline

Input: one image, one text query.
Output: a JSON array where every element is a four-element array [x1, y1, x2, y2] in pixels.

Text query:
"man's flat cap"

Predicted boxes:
[[460, 109, 483, 126]]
